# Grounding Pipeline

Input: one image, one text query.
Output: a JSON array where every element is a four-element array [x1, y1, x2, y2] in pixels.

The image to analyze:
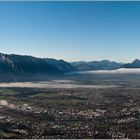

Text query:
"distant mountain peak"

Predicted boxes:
[[132, 59, 140, 64], [122, 59, 140, 68], [101, 59, 111, 63]]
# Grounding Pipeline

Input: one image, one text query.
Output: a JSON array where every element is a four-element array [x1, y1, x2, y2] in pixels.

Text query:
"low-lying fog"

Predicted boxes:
[[66, 68, 140, 74], [0, 68, 140, 89], [0, 80, 118, 89]]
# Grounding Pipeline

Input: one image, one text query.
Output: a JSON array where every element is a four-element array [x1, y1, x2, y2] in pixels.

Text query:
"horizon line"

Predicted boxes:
[[0, 52, 138, 64]]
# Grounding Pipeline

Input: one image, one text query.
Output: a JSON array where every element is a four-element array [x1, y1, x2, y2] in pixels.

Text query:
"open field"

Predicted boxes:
[[0, 73, 140, 139]]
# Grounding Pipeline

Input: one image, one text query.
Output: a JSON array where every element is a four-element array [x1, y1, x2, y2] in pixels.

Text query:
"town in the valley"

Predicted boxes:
[[0, 78, 140, 139]]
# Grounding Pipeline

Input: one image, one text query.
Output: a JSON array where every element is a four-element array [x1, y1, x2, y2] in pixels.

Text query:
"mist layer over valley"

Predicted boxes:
[[66, 68, 140, 74]]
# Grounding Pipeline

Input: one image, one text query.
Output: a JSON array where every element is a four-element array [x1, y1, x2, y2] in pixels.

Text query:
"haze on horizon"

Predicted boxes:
[[0, 1, 140, 63]]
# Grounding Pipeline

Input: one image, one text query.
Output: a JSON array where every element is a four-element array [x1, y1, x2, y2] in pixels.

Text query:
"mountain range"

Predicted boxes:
[[70, 60, 123, 71], [0, 53, 76, 74], [0, 53, 76, 81], [0, 52, 139, 81]]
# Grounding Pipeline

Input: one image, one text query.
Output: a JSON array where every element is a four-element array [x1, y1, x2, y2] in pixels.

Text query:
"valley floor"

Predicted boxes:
[[0, 76, 140, 139]]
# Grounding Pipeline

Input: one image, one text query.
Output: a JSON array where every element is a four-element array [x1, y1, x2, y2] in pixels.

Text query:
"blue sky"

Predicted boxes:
[[0, 1, 140, 62]]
